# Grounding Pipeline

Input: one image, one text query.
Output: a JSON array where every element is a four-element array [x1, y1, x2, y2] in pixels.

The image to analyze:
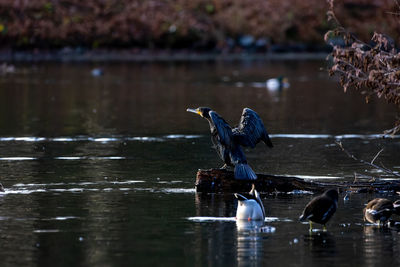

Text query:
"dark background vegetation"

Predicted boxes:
[[0, 0, 399, 51]]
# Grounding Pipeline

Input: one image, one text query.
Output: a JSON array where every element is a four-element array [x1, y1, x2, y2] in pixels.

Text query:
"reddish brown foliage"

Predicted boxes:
[[326, 0, 400, 134], [0, 0, 398, 49]]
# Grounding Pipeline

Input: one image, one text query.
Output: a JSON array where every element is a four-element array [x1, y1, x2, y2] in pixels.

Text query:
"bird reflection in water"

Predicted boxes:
[[236, 220, 275, 267], [236, 219, 276, 233], [303, 231, 337, 257], [363, 225, 396, 265]]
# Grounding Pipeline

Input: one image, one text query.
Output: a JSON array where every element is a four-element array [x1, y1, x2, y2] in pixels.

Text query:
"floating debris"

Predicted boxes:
[[91, 68, 104, 77], [0, 63, 16, 75]]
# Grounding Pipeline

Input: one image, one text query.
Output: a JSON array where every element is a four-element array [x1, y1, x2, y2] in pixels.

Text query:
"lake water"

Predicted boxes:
[[0, 59, 399, 266]]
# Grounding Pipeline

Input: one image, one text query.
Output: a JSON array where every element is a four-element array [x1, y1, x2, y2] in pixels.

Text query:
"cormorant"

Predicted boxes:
[[299, 189, 339, 231], [186, 107, 273, 180], [363, 198, 394, 225], [235, 184, 265, 221]]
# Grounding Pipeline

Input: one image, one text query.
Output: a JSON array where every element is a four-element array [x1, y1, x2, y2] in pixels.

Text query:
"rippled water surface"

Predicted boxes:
[[0, 60, 399, 266]]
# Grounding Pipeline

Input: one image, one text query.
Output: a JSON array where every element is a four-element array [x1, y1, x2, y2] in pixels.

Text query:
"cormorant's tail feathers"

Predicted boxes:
[[234, 164, 257, 180]]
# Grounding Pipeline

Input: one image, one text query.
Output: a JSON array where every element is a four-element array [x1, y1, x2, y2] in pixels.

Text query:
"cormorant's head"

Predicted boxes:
[[186, 107, 212, 119]]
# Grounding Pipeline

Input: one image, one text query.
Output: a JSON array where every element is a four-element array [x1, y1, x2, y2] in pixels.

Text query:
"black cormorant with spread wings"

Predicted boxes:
[[186, 107, 273, 180]]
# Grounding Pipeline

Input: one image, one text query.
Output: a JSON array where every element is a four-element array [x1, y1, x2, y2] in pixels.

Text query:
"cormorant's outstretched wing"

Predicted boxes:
[[234, 108, 273, 148], [209, 111, 233, 147]]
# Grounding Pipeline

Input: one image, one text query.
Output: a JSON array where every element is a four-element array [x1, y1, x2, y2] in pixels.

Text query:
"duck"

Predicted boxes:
[[363, 198, 394, 225], [299, 189, 339, 231], [235, 184, 265, 221], [266, 76, 289, 91]]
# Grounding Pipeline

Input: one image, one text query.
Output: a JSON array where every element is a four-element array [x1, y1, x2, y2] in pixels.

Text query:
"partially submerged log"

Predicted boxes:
[[195, 168, 400, 193]]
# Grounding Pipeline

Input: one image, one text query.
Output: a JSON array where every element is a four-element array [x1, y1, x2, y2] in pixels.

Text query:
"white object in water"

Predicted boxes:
[[266, 77, 290, 91], [235, 189, 265, 221], [91, 68, 104, 77]]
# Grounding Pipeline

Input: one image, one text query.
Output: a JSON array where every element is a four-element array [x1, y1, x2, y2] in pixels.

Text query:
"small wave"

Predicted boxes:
[[76, 182, 96, 185], [187, 216, 290, 223], [56, 156, 127, 160], [93, 138, 119, 143], [157, 180, 183, 184], [286, 190, 314, 195], [126, 137, 164, 142], [264, 217, 293, 222], [164, 134, 201, 139], [0, 156, 128, 161], [0, 157, 37, 161], [102, 188, 113, 191], [13, 182, 65, 187], [187, 216, 237, 222], [271, 134, 331, 139], [161, 188, 195, 194], [271, 134, 399, 139], [264, 217, 280, 222], [281, 174, 343, 180], [13, 180, 145, 188], [0, 133, 397, 143], [55, 156, 82, 160], [34, 229, 60, 233], [0, 189, 47, 194], [49, 216, 79, 221], [250, 82, 267, 88], [109, 180, 145, 184], [0, 134, 202, 143]]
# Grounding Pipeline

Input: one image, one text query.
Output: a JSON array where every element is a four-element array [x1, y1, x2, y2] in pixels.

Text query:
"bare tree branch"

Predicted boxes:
[[336, 141, 400, 178], [371, 148, 384, 165]]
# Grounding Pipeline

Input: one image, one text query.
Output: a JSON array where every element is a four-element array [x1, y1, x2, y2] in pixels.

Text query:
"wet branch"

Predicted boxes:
[[384, 124, 400, 136], [336, 141, 400, 178], [371, 148, 384, 164]]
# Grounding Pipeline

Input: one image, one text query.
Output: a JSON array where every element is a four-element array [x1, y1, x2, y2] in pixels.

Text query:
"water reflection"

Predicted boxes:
[[363, 225, 400, 266], [303, 232, 337, 256], [0, 61, 398, 137], [236, 220, 265, 231], [236, 229, 265, 267]]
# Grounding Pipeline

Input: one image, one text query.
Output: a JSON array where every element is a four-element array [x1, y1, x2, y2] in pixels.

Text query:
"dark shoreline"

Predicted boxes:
[[0, 49, 329, 62]]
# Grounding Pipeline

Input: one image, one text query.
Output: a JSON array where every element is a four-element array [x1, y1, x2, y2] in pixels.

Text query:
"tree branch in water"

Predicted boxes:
[[335, 141, 400, 178]]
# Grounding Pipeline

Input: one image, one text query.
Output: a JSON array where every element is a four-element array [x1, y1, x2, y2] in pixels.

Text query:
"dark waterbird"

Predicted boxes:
[[299, 189, 339, 231], [186, 107, 272, 180]]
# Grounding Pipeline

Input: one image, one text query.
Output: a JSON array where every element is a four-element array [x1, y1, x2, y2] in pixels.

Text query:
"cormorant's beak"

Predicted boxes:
[[186, 108, 202, 116]]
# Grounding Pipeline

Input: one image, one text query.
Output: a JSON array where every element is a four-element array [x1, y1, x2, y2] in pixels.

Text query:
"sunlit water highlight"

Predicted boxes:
[[0, 133, 397, 143]]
